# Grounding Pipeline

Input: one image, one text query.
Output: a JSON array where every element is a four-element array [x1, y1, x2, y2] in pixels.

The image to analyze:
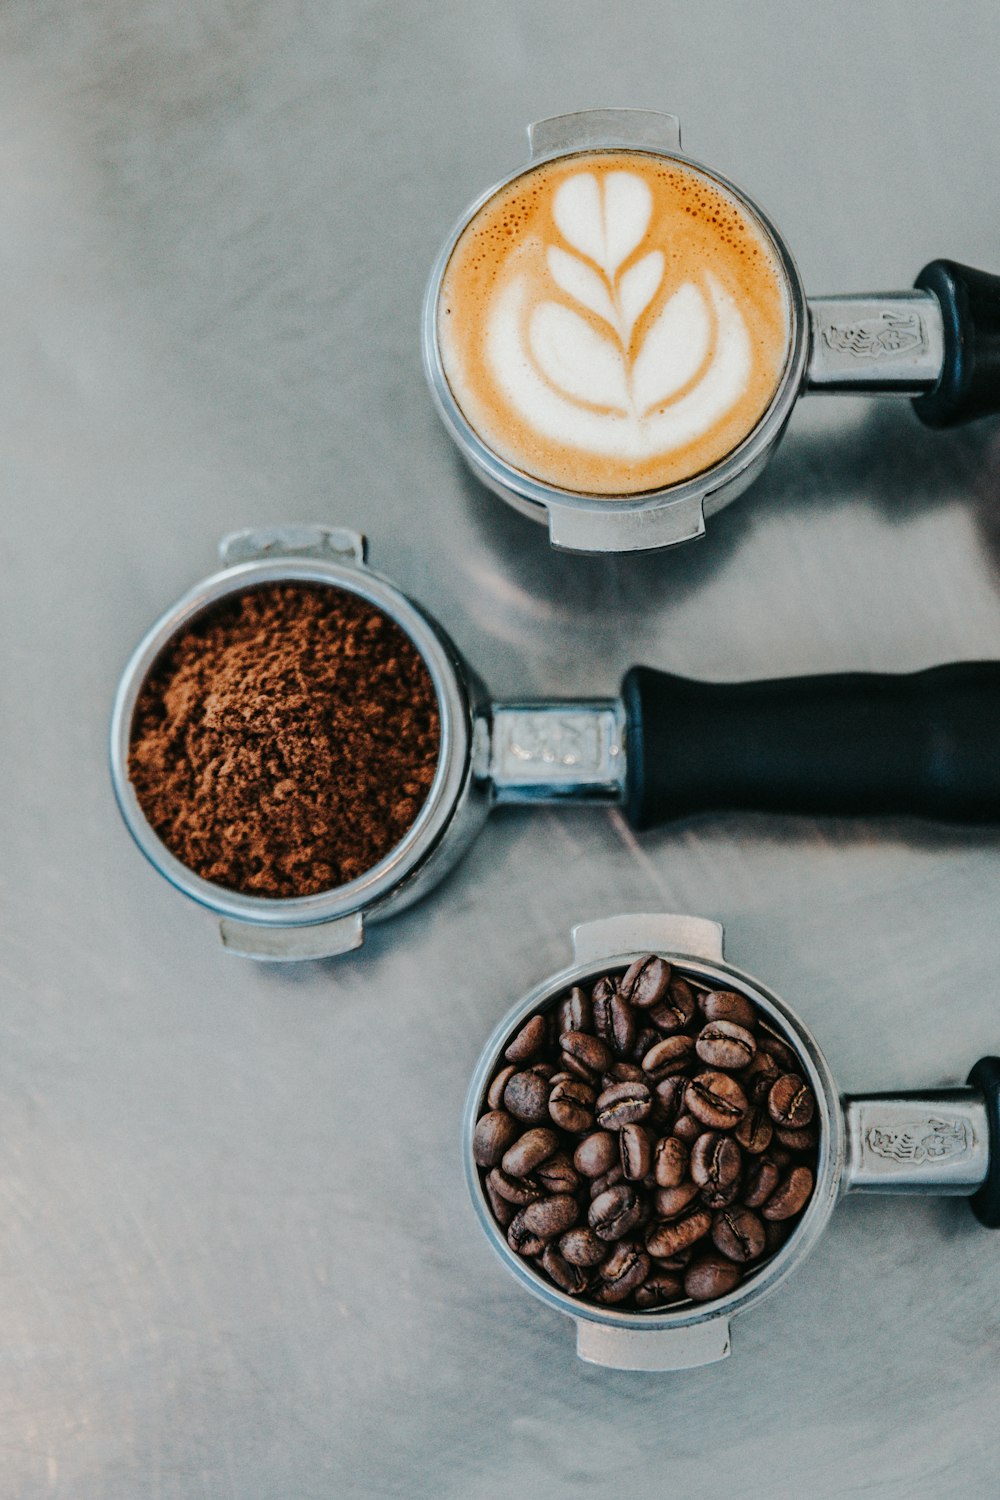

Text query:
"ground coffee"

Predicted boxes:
[[128, 582, 440, 898], [474, 956, 818, 1311]]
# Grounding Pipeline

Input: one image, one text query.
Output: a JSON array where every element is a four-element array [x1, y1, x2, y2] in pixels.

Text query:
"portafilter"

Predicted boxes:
[[111, 525, 1000, 960]]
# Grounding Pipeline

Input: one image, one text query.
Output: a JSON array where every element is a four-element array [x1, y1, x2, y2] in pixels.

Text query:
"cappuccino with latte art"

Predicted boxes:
[[437, 151, 790, 497]]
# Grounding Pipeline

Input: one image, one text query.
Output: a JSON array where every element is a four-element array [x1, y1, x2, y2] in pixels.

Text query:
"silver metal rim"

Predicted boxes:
[[109, 555, 472, 927], [422, 141, 808, 523], [463, 947, 843, 1334]]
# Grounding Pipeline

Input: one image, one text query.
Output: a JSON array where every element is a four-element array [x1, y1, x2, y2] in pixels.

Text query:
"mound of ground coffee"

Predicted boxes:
[[128, 582, 440, 898]]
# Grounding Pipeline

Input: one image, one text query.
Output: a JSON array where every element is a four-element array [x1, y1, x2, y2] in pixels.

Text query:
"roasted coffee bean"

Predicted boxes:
[[588, 1184, 643, 1242], [603, 1061, 645, 1088], [672, 1112, 703, 1144], [685, 1071, 748, 1129], [712, 1207, 766, 1263], [590, 1165, 625, 1198], [505, 1014, 548, 1063], [519, 1195, 579, 1242], [620, 1124, 653, 1180], [764, 1219, 792, 1255], [743, 1158, 781, 1209], [560, 1031, 612, 1079], [485, 1171, 515, 1227], [735, 1105, 773, 1155], [762, 1166, 814, 1221], [696, 1020, 757, 1070], [653, 1075, 686, 1124], [699, 1179, 742, 1211], [690, 1132, 742, 1192], [642, 1035, 696, 1081], [595, 1242, 650, 1304], [558, 986, 592, 1037], [559, 1227, 607, 1267], [595, 1081, 653, 1129], [591, 977, 616, 1045], [487, 1064, 518, 1111], [631, 1026, 661, 1064], [651, 1247, 694, 1271], [700, 989, 756, 1028], [759, 1036, 800, 1074], [488, 1167, 545, 1207], [503, 1070, 551, 1124], [649, 977, 697, 1034], [535, 1152, 581, 1196], [507, 1210, 545, 1257], [684, 1252, 742, 1302], [608, 992, 637, 1055], [525, 1061, 555, 1080], [501, 1127, 560, 1178], [548, 1078, 595, 1133], [646, 1209, 712, 1259], [653, 1180, 700, 1218], [541, 1244, 590, 1295], [654, 1135, 689, 1188], [768, 1144, 794, 1171], [744, 1053, 782, 1102], [473, 1110, 522, 1168], [621, 954, 672, 1009], [768, 1074, 816, 1129], [574, 1130, 618, 1179], [634, 1273, 684, 1308], [775, 1123, 818, 1152]]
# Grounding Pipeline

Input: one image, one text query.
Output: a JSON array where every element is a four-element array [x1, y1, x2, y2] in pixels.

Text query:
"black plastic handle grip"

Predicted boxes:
[[968, 1057, 1000, 1228], [621, 661, 1000, 830], [913, 259, 1000, 427]]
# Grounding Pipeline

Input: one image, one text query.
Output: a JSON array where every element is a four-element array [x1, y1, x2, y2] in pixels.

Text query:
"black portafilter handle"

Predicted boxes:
[[913, 259, 1000, 427], [621, 660, 1000, 829], [969, 1057, 1000, 1228]]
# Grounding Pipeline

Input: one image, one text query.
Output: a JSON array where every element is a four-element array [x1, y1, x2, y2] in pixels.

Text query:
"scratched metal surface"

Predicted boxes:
[[2, 3, 1000, 1496]]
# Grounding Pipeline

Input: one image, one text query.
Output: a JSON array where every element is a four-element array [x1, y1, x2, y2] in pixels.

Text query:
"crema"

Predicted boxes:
[[437, 151, 790, 496]]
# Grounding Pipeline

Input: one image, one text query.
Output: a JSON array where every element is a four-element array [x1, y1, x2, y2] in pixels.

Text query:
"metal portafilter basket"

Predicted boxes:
[[464, 913, 1000, 1371], [423, 108, 1000, 553], [112, 525, 1000, 960]]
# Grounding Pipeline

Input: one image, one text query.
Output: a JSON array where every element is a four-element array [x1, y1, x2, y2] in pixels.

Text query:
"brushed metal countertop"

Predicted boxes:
[[2, 3, 999, 1496]]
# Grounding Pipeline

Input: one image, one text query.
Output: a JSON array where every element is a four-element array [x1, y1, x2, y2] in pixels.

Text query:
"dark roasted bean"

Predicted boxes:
[[775, 1123, 818, 1152], [485, 1171, 515, 1227], [672, 1112, 703, 1144], [591, 978, 616, 1045], [621, 955, 672, 1009], [684, 1252, 741, 1302], [609, 992, 637, 1055], [487, 1064, 517, 1111], [690, 1131, 742, 1192], [642, 1034, 696, 1081], [712, 1207, 766, 1263], [505, 1014, 548, 1063], [504, 1070, 551, 1124], [650, 1247, 695, 1271], [620, 1124, 653, 1181], [654, 1135, 689, 1188], [535, 1152, 581, 1196], [759, 1036, 800, 1074], [603, 1061, 645, 1088], [589, 1184, 642, 1242], [762, 1166, 814, 1221], [520, 1195, 579, 1242], [700, 989, 757, 1028], [653, 1180, 700, 1218], [560, 1031, 612, 1078], [735, 1105, 773, 1155], [501, 1127, 560, 1178], [646, 1209, 712, 1258], [695, 1020, 757, 1070], [548, 1078, 595, 1133], [699, 1178, 742, 1210], [558, 986, 592, 1037], [574, 1130, 618, 1179], [631, 1026, 661, 1063], [595, 1081, 652, 1129], [559, 1227, 607, 1267], [685, 1071, 748, 1129], [648, 977, 697, 1033], [743, 1158, 781, 1209], [635, 1273, 684, 1308], [488, 1167, 545, 1207], [595, 1242, 650, 1304], [590, 1165, 625, 1198], [473, 1110, 522, 1168], [541, 1244, 590, 1295], [768, 1074, 816, 1129], [507, 1210, 545, 1257]]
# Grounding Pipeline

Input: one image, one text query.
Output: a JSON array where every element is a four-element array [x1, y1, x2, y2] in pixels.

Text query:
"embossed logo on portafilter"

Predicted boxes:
[[437, 152, 791, 497]]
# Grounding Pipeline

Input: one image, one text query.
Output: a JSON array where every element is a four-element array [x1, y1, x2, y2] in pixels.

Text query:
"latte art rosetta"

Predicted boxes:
[[438, 153, 790, 496]]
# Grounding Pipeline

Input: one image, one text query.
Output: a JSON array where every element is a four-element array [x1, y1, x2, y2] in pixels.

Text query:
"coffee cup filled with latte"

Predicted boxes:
[[423, 109, 1000, 553]]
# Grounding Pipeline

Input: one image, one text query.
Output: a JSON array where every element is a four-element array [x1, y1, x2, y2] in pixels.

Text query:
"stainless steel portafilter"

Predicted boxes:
[[464, 913, 1000, 1371], [111, 526, 1000, 960], [423, 108, 1000, 553]]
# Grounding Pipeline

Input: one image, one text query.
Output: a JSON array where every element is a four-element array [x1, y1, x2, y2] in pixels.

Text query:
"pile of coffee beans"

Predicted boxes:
[[473, 956, 818, 1311]]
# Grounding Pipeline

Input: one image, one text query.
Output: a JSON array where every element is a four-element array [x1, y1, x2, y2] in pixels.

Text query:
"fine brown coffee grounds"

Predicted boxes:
[[128, 582, 440, 897]]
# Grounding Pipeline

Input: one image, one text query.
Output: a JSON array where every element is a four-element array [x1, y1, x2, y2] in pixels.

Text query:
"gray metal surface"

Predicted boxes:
[[2, 2, 1000, 1496]]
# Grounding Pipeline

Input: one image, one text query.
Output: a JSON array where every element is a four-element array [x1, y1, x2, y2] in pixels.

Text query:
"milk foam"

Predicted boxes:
[[438, 153, 789, 496]]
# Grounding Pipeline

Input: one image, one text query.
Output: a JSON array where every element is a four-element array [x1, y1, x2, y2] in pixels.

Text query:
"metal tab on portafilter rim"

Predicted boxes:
[[463, 914, 1000, 1371]]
